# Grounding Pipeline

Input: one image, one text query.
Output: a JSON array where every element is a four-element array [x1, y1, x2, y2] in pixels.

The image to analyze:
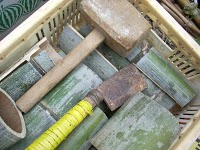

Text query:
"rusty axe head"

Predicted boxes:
[[86, 64, 147, 111]]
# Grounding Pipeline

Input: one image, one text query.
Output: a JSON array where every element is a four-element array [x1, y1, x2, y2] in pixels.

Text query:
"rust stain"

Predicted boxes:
[[97, 64, 147, 111]]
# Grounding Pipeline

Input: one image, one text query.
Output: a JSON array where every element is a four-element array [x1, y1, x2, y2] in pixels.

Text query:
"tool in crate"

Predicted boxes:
[[12, 0, 194, 149], [14, 0, 149, 148], [26, 63, 147, 150], [16, 0, 151, 112]]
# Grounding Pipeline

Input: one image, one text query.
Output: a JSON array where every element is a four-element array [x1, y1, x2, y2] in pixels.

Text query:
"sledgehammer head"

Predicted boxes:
[[81, 0, 151, 57]]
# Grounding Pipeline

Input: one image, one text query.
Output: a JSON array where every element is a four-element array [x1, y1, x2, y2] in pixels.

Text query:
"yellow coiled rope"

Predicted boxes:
[[26, 100, 93, 150]]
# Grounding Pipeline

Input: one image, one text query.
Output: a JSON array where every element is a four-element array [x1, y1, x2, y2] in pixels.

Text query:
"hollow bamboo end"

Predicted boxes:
[[0, 88, 26, 149]]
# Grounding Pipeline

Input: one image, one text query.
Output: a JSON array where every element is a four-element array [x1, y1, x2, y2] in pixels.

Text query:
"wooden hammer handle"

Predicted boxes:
[[16, 29, 105, 113]]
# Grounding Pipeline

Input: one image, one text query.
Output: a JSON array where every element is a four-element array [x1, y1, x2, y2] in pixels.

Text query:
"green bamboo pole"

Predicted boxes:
[[137, 48, 197, 107], [0, 63, 42, 101], [91, 92, 180, 150]]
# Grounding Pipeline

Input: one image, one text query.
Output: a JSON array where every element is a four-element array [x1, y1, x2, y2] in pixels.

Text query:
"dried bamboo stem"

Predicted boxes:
[[163, 0, 200, 35], [176, 0, 200, 29]]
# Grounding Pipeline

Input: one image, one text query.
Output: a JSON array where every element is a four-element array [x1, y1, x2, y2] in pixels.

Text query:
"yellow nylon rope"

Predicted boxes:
[[26, 100, 93, 150]]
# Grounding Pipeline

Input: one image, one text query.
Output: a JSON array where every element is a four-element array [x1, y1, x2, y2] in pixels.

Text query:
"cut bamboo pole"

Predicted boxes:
[[0, 88, 26, 150], [0, 63, 42, 101], [8, 105, 56, 150], [136, 48, 197, 107], [91, 92, 180, 150]]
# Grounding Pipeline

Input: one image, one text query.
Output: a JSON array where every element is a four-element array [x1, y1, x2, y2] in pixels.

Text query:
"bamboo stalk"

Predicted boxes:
[[161, 3, 185, 25], [176, 0, 200, 29], [90, 93, 180, 150], [161, 2, 200, 39], [0, 89, 26, 149], [162, 0, 200, 35]]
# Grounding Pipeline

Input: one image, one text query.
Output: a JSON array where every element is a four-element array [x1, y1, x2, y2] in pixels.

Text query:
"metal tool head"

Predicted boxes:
[[80, 0, 151, 57], [97, 64, 147, 111]]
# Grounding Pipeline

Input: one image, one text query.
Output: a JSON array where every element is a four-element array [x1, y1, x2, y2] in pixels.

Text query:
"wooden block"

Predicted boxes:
[[58, 26, 117, 80], [0, 63, 42, 101], [57, 107, 108, 150], [8, 104, 56, 150], [91, 93, 180, 150], [137, 48, 197, 107], [81, 0, 151, 57], [40, 64, 102, 118]]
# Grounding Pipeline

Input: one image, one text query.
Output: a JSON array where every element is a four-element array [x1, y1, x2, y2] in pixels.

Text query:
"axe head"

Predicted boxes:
[[97, 64, 147, 111], [80, 0, 151, 57]]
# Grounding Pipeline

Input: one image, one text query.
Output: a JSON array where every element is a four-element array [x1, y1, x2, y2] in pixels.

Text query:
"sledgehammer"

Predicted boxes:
[[26, 64, 146, 150], [16, 0, 150, 113]]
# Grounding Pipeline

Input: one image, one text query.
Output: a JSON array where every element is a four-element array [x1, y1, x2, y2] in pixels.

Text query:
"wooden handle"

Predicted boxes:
[[16, 29, 105, 113]]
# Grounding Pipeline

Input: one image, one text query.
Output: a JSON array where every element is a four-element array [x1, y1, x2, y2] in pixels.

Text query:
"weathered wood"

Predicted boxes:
[[8, 104, 56, 150], [137, 48, 197, 107], [0, 89, 26, 150], [40, 64, 102, 117], [57, 107, 108, 150], [91, 92, 180, 150], [0, 63, 42, 101], [58, 26, 117, 80]]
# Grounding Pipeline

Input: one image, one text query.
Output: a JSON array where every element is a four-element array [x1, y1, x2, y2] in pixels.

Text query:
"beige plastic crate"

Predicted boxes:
[[0, 0, 199, 149]]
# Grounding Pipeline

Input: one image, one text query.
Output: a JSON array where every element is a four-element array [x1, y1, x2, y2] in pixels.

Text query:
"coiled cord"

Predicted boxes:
[[26, 100, 93, 150]]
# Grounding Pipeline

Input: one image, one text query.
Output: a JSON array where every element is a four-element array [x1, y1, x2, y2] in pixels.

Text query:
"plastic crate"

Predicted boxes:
[[0, 0, 199, 149]]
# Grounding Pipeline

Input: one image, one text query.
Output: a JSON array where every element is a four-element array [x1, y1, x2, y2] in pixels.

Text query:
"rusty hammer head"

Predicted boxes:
[[86, 64, 147, 111], [81, 0, 151, 57]]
